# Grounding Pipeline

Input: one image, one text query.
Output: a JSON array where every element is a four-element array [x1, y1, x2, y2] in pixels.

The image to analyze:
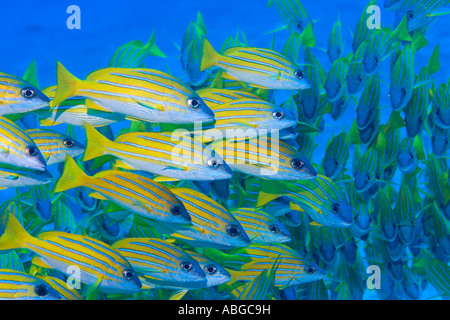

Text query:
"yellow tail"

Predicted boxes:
[[52, 61, 83, 107], [53, 155, 90, 193], [82, 123, 112, 161], [200, 38, 219, 71], [0, 211, 33, 252]]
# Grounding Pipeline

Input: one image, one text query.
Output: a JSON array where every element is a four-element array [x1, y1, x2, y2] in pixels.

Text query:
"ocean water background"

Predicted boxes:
[[0, 0, 449, 299]]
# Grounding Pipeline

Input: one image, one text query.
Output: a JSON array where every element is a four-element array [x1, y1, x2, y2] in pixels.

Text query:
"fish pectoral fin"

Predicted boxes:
[[171, 232, 196, 241], [31, 256, 53, 269], [309, 221, 323, 227], [88, 192, 108, 200], [132, 99, 166, 112], [38, 118, 59, 126], [220, 72, 239, 81], [85, 276, 103, 299], [169, 289, 188, 301], [153, 176, 181, 182]]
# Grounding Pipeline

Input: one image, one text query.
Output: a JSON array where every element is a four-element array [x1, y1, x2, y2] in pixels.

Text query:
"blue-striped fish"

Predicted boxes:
[[428, 114, 450, 156], [283, 28, 317, 66], [267, 0, 314, 34], [324, 57, 349, 103], [255, 175, 353, 227], [29, 184, 52, 222], [353, 145, 381, 193], [404, 67, 431, 138], [53, 155, 191, 225], [181, 13, 210, 86], [295, 47, 325, 121], [394, 0, 449, 33], [427, 156, 450, 220], [26, 128, 85, 166], [321, 132, 350, 180], [108, 30, 166, 68], [327, 14, 344, 63], [200, 38, 311, 90], [82, 123, 232, 181], [352, 0, 377, 53], [390, 32, 427, 111], [112, 237, 207, 290], [0, 212, 142, 294], [230, 207, 291, 244], [347, 41, 367, 95], [424, 255, 450, 299], [36, 274, 84, 300], [363, 16, 412, 75], [431, 81, 450, 130], [357, 73, 380, 130], [0, 164, 52, 189], [206, 244, 326, 287], [0, 269, 62, 300], [210, 136, 316, 180], [36, 86, 126, 127], [0, 72, 49, 115], [0, 116, 47, 171], [394, 177, 416, 245], [52, 62, 214, 124], [397, 137, 419, 174], [186, 250, 231, 287], [157, 187, 251, 249]]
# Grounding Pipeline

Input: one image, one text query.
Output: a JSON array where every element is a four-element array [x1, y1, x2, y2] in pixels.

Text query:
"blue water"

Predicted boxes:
[[0, 0, 449, 300]]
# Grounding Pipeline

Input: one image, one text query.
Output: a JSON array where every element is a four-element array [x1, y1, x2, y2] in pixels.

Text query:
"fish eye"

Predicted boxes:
[[304, 265, 316, 274], [269, 224, 281, 234], [34, 284, 49, 297], [409, 152, 415, 161], [331, 203, 340, 214], [406, 10, 414, 20], [21, 87, 35, 99], [181, 261, 193, 272], [294, 70, 304, 80], [401, 88, 406, 97], [374, 57, 379, 65], [123, 269, 136, 281], [436, 108, 440, 116], [170, 205, 183, 216], [366, 173, 371, 182], [296, 21, 303, 30], [272, 111, 284, 120], [418, 115, 423, 124], [205, 264, 217, 275], [357, 75, 363, 83], [207, 158, 220, 169], [291, 158, 305, 170], [339, 100, 345, 107], [187, 97, 201, 109], [226, 224, 241, 237], [63, 138, 75, 148], [338, 83, 342, 89], [385, 166, 392, 176], [26, 146, 39, 157]]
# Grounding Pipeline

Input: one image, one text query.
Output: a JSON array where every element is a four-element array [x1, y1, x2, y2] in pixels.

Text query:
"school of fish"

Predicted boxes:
[[0, 0, 449, 300]]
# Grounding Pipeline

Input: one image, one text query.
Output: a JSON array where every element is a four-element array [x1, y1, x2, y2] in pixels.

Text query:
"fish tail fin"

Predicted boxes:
[[299, 23, 316, 48], [52, 61, 83, 107], [392, 16, 412, 42], [200, 38, 218, 71], [82, 123, 111, 161], [53, 155, 90, 193], [145, 30, 167, 58], [0, 211, 32, 252]]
